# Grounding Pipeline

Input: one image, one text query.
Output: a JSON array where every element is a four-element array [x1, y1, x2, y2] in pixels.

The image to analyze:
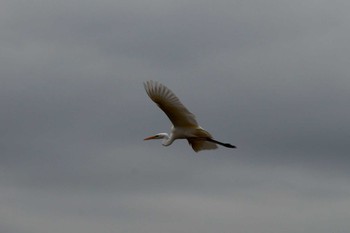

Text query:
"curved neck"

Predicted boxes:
[[161, 133, 174, 146]]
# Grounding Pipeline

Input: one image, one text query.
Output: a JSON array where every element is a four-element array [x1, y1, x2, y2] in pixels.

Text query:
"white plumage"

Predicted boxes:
[[143, 80, 236, 152]]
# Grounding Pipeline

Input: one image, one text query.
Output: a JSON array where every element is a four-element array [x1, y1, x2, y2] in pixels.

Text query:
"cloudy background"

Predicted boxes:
[[1, 0, 350, 232]]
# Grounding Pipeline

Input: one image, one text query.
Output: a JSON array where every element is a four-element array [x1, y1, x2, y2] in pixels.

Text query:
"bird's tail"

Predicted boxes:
[[206, 138, 236, 148]]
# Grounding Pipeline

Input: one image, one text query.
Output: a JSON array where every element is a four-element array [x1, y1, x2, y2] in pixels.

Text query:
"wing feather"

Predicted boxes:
[[187, 128, 218, 152], [144, 81, 198, 127], [187, 139, 218, 152]]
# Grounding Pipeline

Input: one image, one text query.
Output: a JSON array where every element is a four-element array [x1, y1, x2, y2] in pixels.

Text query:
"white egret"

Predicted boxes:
[[143, 80, 236, 152]]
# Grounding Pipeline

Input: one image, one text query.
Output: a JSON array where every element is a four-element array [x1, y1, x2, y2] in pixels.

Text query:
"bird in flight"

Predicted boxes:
[[143, 80, 236, 152]]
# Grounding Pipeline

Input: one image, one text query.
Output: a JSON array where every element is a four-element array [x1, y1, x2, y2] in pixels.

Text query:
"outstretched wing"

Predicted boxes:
[[144, 80, 198, 127]]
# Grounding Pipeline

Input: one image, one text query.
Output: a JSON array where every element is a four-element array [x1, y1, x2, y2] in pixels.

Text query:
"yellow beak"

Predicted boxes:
[[144, 135, 157, 140]]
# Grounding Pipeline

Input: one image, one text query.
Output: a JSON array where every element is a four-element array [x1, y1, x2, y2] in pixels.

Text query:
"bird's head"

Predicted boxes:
[[144, 133, 169, 141]]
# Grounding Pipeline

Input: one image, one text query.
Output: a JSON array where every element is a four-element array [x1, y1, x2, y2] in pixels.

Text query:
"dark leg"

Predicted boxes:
[[206, 138, 236, 148]]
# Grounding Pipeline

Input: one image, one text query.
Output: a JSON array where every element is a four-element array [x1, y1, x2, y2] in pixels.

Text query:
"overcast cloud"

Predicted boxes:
[[1, 0, 350, 233]]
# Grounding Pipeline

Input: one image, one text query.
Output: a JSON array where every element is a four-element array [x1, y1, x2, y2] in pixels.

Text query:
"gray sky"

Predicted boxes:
[[1, 0, 350, 232]]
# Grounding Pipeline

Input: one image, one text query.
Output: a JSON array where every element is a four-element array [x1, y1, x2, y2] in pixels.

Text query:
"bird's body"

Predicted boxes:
[[143, 80, 236, 152]]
